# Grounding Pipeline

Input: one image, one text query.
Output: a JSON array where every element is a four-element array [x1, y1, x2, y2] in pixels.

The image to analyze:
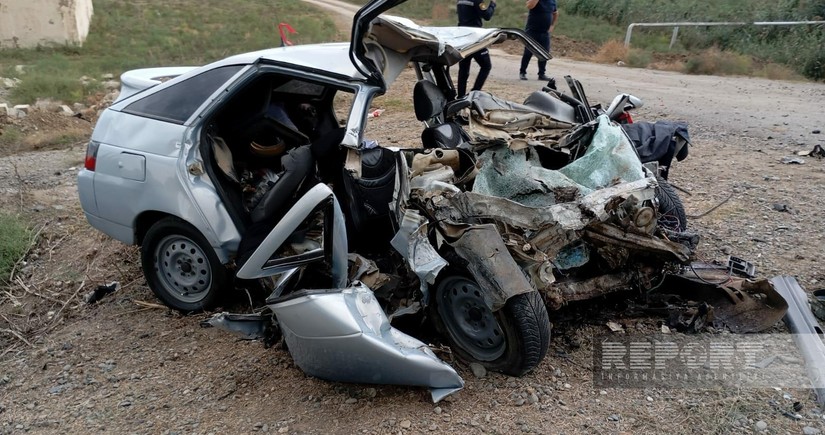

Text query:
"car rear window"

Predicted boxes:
[[123, 65, 244, 124]]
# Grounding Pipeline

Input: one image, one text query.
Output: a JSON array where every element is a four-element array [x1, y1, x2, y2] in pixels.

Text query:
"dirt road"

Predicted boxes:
[[2, 3, 825, 434], [494, 55, 825, 141], [302, 0, 360, 16]]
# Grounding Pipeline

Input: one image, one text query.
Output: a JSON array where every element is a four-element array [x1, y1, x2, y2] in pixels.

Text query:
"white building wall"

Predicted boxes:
[[0, 0, 94, 48]]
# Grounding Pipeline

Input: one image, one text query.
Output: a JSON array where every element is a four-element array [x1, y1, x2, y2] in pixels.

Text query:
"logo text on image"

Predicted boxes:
[[593, 334, 809, 389], [601, 339, 764, 370]]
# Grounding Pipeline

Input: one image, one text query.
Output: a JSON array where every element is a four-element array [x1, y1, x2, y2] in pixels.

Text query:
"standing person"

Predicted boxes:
[[519, 0, 558, 81], [456, 0, 497, 98]]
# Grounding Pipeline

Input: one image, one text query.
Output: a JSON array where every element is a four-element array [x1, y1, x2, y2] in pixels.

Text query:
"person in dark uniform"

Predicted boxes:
[[456, 0, 496, 98], [519, 0, 558, 81]]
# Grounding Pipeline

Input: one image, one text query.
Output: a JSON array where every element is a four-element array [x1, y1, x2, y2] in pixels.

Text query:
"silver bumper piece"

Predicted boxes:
[[268, 283, 464, 402]]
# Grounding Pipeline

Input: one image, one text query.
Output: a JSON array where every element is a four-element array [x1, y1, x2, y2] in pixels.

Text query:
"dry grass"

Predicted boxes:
[[590, 40, 803, 80], [760, 63, 803, 81], [0, 111, 93, 157], [650, 60, 686, 72], [0, 208, 141, 358], [15, 127, 90, 151], [684, 47, 753, 76], [591, 40, 628, 64], [590, 41, 651, 69]]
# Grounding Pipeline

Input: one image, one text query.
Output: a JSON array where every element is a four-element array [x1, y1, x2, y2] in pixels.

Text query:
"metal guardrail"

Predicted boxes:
[[624, 21, 825, 48]]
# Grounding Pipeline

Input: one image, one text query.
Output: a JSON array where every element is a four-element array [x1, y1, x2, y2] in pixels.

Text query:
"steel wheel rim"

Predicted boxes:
[[153, 235, 212, 303], [436, 276, 505, 361]]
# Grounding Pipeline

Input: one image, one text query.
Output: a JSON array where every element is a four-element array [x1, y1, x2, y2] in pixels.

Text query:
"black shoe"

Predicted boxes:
[[519, 73, 527, 81], [538, 74, 550, 81]]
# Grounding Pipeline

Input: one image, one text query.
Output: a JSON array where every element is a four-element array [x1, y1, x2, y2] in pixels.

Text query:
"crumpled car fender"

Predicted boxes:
[[268, 283, 464, 402], [449, 224, 535, 311]]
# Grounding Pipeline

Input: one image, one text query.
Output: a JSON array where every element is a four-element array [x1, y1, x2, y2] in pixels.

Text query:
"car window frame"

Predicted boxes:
[[120, 64, 251, 126], [194, 63, 361, 132]]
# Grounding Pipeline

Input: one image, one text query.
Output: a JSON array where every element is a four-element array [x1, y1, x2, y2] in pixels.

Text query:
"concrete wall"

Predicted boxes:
[[0, 0, 94, 49]]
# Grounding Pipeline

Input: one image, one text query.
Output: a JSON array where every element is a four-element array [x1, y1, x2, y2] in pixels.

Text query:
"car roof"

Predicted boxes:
[[112, 42, 369, 109], [215, 42, 367, 81]]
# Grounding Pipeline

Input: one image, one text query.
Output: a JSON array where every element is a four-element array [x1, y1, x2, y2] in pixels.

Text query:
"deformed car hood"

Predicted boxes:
[[371, 16, 550, 66], [351, 0, 550, 90]]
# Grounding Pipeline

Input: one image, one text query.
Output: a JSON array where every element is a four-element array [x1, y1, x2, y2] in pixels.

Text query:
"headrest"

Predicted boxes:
[[249, 139, 286, 157], [413, 80, 446, 121]]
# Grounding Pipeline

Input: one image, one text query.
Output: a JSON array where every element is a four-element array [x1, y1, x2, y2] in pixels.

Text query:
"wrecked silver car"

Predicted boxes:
[[79, 0, 788, 401]]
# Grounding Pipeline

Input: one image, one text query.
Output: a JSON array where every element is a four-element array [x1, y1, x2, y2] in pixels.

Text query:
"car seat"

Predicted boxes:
[[413, 80, 470, 149], [234, 145, 315, 267], [339, 146, 397, 250]]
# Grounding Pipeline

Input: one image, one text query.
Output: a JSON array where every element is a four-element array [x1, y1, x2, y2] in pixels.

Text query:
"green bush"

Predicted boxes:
[[0, 213, 30, 284], [11, 73, 102, 107], [802, 45, 825, 81], [626, 49, 652, 68], [0, 126, 24, 150]]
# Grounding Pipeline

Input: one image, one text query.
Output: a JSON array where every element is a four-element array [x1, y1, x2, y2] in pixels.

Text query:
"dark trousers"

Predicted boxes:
[[457, 48, 491, 98], [520, 29, 551, 76]]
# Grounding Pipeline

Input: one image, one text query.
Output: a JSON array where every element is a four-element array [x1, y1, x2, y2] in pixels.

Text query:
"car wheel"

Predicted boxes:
[[140, 217, 229, 312], [432, 274, 551, 376], [655, 175, 687, 232]]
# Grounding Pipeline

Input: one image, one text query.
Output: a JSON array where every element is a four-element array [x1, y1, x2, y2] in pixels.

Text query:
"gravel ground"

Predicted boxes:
[[2, 41, 825, 434]]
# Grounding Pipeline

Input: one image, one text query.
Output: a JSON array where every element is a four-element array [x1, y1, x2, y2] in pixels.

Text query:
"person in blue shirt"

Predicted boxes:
[[456, 0, 496, 98], [519, 0, 558, 81]]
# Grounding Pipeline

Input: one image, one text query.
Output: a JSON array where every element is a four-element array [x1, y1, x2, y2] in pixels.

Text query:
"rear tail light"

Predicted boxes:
[[84, 141, 100, 171]]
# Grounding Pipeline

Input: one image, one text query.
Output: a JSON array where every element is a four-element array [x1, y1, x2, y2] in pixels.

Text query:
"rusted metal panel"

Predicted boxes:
[[555, 270, 638, 302], [585, 223, 692, 263]]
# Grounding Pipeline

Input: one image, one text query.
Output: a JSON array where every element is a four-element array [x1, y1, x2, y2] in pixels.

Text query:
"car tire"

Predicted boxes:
[[140, 217, 229, 312], [431, 274, 551, 376], [655, 175, 687, 232]]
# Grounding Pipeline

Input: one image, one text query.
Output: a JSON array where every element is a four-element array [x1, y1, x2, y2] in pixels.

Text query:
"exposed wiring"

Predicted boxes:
[[687, 261, 733, 286], [644, 271, 669, 294], [687, 192, 734, 219]]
